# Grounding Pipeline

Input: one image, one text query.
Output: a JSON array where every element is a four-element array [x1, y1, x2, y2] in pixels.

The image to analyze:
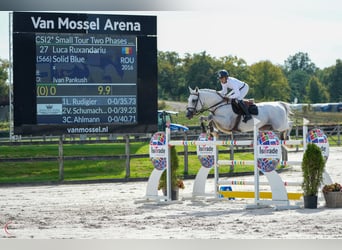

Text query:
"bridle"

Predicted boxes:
[[186, 92, 203, 116], [186, 90, 230, 116]]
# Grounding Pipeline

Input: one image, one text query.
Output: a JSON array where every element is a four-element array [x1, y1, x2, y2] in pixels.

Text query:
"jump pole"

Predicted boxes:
[[219, 179, 302, 187], [253, 118, 260, 205], [166, 126, 172, 201]]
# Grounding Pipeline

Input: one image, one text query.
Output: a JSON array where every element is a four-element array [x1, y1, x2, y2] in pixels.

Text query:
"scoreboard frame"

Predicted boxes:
[[12, 12, 157, 135]]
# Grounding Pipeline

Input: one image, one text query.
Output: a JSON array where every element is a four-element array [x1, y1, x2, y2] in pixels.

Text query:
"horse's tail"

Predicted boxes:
[[279, 101, 293, 117], [279, 101, 293, 140]]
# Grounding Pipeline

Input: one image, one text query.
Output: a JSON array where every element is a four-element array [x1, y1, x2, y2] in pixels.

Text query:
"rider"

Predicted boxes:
[[217, 69, 252, 123]]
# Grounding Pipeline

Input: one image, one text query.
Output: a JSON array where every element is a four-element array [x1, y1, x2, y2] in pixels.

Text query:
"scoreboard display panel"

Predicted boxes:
[[12, 12, 157, 135]]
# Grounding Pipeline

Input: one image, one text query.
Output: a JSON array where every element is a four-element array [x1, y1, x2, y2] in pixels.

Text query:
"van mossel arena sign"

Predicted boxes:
[[30, 16, 142, 32]]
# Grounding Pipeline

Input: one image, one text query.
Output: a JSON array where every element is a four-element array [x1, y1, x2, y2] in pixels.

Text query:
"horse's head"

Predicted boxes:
[[186, 87, 203, 119]]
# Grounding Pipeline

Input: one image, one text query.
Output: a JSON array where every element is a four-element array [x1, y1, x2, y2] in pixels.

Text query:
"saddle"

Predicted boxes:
[[230, 99, 259, 131], [231, 99, 258, 116]]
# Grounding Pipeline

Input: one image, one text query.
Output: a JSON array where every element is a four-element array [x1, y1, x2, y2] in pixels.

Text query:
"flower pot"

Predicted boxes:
[[162, 188, 179, 200], [304, 195, 318, 209], [323, 192, 342, 208]]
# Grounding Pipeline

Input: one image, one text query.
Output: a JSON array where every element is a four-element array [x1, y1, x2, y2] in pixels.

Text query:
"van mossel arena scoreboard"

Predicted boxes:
[[12, 12, 157, 135]]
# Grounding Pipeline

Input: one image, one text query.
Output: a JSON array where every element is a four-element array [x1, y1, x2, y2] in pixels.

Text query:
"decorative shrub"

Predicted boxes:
[[301, 143, 325, 196]]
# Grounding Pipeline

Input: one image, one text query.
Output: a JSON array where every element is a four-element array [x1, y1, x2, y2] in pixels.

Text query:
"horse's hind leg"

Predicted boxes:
[[280, 122, 294, 161], [280, 121, 293, 140], [279, 130, 289, 161], [280, 130, 291, 141]]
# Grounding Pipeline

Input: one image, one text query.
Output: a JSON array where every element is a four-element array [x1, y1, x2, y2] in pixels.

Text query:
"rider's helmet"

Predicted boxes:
[[217, 69, 229, 79]]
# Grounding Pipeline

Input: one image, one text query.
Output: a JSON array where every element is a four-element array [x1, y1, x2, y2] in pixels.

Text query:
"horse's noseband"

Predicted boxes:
[[186, 93, 201, 115]]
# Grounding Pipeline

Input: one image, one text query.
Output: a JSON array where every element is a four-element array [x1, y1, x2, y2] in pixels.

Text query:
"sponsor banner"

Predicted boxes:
[[258, 145, 282, 159]]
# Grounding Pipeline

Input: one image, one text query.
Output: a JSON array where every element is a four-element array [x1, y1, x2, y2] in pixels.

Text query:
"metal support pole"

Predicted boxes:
[[125, 135, 130, 178], [253, 119, 260, 204], [303, 118, 309, 151], [212, 135, 219, 198], [166, 127, 172, 201], [58, 135, 64, 182], [8, 12, 14, 141]]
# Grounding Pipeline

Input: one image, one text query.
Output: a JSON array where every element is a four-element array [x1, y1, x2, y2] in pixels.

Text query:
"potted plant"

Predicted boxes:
[[301, 143, 325, 208], [158, 145, 185, 200], [322, 183, 342, 208]]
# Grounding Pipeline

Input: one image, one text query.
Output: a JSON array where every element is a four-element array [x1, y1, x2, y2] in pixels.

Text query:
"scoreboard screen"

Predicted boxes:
[[12, 12, 157, 135], [35, 33, 138, 125]]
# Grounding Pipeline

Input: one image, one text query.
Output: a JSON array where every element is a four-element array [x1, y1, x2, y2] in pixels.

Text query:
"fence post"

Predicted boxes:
[[183, 132, 188, 175], [295, 123, 299, 152], [229, 133, 234, 172], [338, 124, 341, 146], [125, 135, 130, 178], [58, 135, 64, 182], [229, 133, 234, 160]]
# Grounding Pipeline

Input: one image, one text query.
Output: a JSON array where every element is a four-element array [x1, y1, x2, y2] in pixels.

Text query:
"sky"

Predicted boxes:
[[0, 0, 342, 69]]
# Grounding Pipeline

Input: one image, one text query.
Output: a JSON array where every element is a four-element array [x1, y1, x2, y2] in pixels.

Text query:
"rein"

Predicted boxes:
[[188, 91, 230, 115]]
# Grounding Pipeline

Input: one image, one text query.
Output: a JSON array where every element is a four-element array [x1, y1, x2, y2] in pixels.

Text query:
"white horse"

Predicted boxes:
[[186, 87, 293, 139]]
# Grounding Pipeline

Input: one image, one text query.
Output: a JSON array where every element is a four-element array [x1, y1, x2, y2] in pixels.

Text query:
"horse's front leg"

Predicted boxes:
[[199, 115, 209, 133], [199, 115, 218, 137]]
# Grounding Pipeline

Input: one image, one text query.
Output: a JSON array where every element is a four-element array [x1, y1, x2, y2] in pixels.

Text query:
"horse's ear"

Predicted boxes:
[[195, 86, 199, 92], [188, 86, 193, 92]]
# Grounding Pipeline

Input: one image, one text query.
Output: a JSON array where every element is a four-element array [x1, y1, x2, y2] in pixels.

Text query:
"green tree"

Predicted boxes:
[[283, 52, 317, 103], [0, 59, 9, 105], [316, 66, 333, 98], [183, 51, 218, 91], [287, 70, 311, 103], [328, 59, 342, 102], [249, 61, 290, 101], [305, 76, 329, 103], [158, 51, 186, 101], [283, 52, 317, 74]]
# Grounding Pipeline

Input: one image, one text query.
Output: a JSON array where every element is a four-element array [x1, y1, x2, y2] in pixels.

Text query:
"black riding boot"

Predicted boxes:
[[238, 100, 252, 123]]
